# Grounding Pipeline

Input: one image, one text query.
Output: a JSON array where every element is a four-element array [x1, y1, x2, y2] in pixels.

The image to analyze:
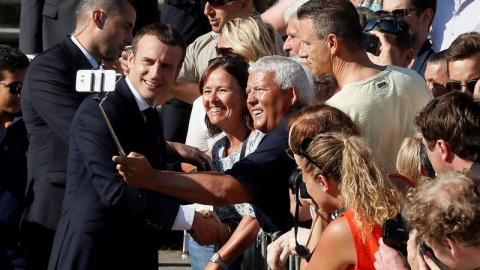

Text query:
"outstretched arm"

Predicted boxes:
[[113, 152, 254, 206]]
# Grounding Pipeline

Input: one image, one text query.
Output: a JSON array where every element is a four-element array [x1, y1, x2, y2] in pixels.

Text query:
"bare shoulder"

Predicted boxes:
[[307, 216, 357, 270]]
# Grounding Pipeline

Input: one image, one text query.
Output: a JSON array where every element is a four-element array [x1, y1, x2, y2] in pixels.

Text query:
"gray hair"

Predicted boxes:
[[284, 0, 310, 24], [249, 56, 314, 106]]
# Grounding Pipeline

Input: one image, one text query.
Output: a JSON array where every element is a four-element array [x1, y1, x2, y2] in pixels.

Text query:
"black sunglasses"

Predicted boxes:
[[364, 19, 401, 34], [292, 170, 312, 260], [202, 0, 236, 7], [208, 54, 248, 66], [215, 47, 238, 57], [446, 79, 479, 93], [297, 138, 329, 179], [382, 8, 423, 17], [0, 81, 22, 94]]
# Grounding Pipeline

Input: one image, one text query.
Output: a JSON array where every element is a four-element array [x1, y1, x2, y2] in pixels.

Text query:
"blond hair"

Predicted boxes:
[[302, 133, 403, 239], [222, 15, 280, 64], [396, 134, 422, 184]]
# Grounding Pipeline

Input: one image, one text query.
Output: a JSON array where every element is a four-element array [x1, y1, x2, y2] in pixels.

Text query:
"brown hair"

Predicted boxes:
[[297, 0, 364, 52], [132, 23, 186, 71], [446, 32, 480, 63], [414, 91, 480, 162], [287, 103, 361, 153], [199, 56, 251, 137], [404, 170, 480, 248]]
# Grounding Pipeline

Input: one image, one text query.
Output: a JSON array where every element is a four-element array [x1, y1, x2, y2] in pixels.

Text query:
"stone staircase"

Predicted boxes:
[[0, 0, 21, 47]]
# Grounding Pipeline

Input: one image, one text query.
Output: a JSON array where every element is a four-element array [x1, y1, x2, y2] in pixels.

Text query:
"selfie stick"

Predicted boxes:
[[92, 69, 126, 156]]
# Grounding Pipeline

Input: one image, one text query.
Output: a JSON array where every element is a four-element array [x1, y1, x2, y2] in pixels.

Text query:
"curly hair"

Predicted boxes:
[[297, 132, 403, 240], [404, 170, 480, 248], [414, 91, 480, 162]]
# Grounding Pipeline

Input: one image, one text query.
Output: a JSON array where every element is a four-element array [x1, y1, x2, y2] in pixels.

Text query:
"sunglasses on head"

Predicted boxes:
[[208, 54, 248, 66], [446, 79, 479, 93], [0, 81, 22, 94], [215, 47, 237, 57], [364, 19, 401, 34], [297, 138, 329, 178], [202, 0, 236, 7], [381, 8, 423, 17]]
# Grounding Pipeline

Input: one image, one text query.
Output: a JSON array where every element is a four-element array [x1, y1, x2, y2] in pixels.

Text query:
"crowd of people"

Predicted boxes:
[[1, 0, 480, 269]]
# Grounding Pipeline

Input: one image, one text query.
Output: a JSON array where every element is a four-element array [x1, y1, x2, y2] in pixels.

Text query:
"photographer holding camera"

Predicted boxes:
[[376, 171, 480, 270]]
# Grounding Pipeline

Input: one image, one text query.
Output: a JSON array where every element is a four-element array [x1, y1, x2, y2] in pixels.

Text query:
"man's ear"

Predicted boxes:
[[93, 10, 106, 29], [402, 48, 414, 68], [286, 85, 299, 108], [327, 33, 340, 56], [422, 8, 434, 26], [443, 237, 458, 258], [438, 140, 453, 163], [127, 50, 134, 70]]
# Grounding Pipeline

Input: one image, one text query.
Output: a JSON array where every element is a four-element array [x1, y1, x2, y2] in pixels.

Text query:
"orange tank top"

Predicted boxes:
[[340, 209, 382, 270]]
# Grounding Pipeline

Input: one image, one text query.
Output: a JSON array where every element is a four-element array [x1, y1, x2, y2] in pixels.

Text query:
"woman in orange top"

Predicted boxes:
[[288, 132, 403, 270]]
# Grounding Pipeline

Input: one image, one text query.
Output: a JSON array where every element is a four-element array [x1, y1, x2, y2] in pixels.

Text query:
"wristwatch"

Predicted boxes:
[[209, 252, 227, 268]]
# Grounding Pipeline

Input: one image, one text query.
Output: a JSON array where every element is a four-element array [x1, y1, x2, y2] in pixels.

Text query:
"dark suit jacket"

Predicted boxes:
[[20, 36, 93, 269], [0, 119, 28, 269], [411, 40, 436, 78], [48, 78, 180, 270], [19, 0, 78, 54]]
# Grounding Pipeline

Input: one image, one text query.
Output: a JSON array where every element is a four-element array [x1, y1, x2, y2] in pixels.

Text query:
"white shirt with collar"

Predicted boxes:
[[70, 35, 100, 69], [125, 76, 195, 230], [431, 0, 480, 52]]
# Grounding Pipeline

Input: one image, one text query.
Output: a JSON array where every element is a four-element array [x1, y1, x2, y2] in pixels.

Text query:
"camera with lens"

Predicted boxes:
[[288, 169, 311, 199], [382, 213, 409, 257]]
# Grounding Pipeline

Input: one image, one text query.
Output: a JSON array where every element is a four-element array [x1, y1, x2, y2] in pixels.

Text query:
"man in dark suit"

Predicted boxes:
[[19, 0, 161, 56], [20, 0, 136, 269], [49, 23, 215, 270]]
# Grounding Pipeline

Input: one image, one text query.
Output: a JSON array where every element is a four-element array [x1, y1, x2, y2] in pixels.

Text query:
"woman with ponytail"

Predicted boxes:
[[288, 132, 403, 270]]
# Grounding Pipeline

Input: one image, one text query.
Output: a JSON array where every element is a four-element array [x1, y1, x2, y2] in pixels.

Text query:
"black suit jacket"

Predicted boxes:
[[19, 0, 78, 54], [20, 36, 92, 269], [0, 119, 28, 269], [48, 78, 180, 270], [411, 40, 436, 78]]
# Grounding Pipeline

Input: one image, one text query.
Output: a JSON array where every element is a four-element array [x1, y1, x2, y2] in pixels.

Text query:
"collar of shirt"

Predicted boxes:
[[70, 35, 100, 69], [125, 76, 155, 115]]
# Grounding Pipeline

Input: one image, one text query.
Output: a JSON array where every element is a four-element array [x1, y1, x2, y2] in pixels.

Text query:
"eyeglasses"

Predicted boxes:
[[0, 81, 22, 94], [208, 54, 248, 67], [446, 79, 479, 93], [202, 0, 236, 8], [364, 19, 401, 34], [382, 8, 423, 17]]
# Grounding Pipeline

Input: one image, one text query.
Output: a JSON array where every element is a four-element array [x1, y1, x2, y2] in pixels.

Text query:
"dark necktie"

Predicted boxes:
[[143, 107, 155, 133]]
